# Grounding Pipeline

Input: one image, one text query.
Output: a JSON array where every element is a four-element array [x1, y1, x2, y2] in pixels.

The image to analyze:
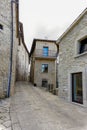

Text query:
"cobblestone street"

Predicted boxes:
[[0, 82, 87, 130]]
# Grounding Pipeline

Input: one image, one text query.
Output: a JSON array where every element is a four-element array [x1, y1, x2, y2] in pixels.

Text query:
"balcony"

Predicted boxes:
[[34, 49, 57, 59]]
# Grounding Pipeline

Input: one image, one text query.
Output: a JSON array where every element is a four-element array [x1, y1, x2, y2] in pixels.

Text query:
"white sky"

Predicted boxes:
[[19, 0, 87, 51]]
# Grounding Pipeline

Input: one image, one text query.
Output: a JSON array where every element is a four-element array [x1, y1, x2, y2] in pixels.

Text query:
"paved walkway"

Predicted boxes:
[[0, 82, 87, 130], [0, 98, 12, 130], [10, 82, 87, 130]]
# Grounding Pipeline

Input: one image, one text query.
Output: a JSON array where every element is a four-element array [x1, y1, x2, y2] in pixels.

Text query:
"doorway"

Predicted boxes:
[[72, 72, 83, 104], [42, 79, 48, 87]]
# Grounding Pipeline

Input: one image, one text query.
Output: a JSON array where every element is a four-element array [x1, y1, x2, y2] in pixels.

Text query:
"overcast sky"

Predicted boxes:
[[19, 0, 87, 51]]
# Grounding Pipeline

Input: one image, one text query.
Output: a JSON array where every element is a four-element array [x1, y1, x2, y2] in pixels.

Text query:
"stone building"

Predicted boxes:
[[57, 8, 87, 107], [29, 39, 58, 90], [16, 22, 29, 81], [0, 0, 19, 98]]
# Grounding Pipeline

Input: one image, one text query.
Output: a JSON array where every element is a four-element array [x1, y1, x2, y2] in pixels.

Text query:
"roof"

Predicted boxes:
[[19, 22, 29, 55], [29, 38, 57, 57], [57, 8, 87, 44]]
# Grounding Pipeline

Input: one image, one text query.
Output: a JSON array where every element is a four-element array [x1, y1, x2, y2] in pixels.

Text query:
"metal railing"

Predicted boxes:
[[34, 49, 57, 58]]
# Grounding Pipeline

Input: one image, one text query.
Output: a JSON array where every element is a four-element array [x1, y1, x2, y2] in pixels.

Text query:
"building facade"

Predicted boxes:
[[0, 0, 19, 98], [30, 39, 58, 90], [16, 22, 29, 81], [57, 8, 87, 107]]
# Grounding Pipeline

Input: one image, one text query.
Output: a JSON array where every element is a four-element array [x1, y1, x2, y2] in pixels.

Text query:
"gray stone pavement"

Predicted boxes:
[[0, 98, 12, 130], [0, 82, 87, 130], [10, 82, 87, 130]]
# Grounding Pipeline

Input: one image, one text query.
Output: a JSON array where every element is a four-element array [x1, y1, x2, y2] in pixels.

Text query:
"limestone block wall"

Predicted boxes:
[[16, 41, 29, 81], [34, 59, 56, 88], [10, 2, 19, 95], [0, 0, 18, 97], [30, 39, 58, 89], [35, 40, 57, 54], [10, 36, 18, 96], [58, 13, 87, 103], [0, 0, 11, 98], [25, 49, 29, 81]]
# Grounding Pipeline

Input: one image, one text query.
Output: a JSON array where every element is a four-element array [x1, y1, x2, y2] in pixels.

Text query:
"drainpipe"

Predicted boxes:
[[7, 0, 18, 97], [55, 43, 59, 88]]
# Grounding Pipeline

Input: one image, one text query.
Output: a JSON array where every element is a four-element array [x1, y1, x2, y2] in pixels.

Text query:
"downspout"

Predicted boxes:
[[7, 0, 18, 97], [55, 43, 59, 88], [7, 0, 14, 97]]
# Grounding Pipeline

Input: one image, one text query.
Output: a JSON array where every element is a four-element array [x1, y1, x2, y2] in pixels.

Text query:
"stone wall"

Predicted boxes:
[[58, 12, 87, 106], [16, 41, 29, 81], [34, 59, 56, 88], [35, 40, 57, 51], [16, 22, 29, 81], [30, 39, 57, 89], [0, 0, 19, 97], [0, 0, 11, 98]]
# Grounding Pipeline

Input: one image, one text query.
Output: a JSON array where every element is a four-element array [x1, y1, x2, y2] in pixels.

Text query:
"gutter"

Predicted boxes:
[[7, 0, 18, 97]]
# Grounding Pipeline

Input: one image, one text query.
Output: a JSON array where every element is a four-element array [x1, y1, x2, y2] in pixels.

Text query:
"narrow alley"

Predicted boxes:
[[9, 82, 87, 130]]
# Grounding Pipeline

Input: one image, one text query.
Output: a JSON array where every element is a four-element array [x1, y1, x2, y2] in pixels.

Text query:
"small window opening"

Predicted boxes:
[[0, 24, 3, 30], [42, 64, 48, 73], [42, 79, 48, 87], [79, 38, 87, 54]]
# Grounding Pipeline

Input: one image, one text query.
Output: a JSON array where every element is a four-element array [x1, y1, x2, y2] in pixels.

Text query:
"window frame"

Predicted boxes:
[[41, 64, 48, 73], [72, 72, 83, 104], [43, 46, 49, 56], [75, 36, 87, 58], [79, 38, 87, 54], [42, 79, 48, 87]]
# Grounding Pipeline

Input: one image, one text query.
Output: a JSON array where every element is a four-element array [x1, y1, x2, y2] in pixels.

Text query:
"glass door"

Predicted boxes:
[[72, 72, 83, 104], [43, 47, 48, 56]]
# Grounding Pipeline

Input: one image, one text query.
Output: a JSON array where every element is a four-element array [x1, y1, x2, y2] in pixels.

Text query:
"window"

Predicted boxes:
[[72, 72, 83, 104], [42, 64, 48, 73], [0, 24, 3, 30], [43, 47, 48, 56], [42, 79, 48, 87], [79, 38, 87, 54]]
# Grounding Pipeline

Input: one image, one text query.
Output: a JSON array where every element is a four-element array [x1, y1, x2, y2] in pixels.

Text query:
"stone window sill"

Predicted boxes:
[[0, 29, 2, 31], [74, 52, 87, 58]]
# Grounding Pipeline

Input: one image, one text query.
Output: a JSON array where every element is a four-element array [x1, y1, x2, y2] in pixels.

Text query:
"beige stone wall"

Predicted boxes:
[[34, 59, 56, 88], [30, 40, 57, 89], [16, 41, 29, 81], [58, 13, 87, 103], [0, 0, 18, 97], [11, 2, 19, 95], [25, 49, 29, 81], [36, 41, 57, 51]]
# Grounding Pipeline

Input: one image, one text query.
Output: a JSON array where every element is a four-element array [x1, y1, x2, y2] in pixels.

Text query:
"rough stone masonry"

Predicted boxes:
[[0, 0, 19, 98]]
